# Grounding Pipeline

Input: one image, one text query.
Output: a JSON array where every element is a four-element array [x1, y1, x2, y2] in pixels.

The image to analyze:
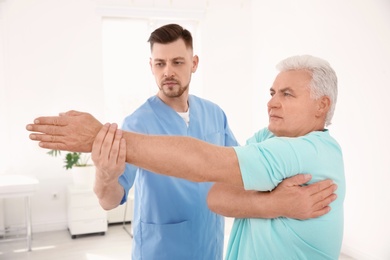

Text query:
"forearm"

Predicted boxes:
[[208, 175, 338, 220], [123, 131, 243, 186], [93, 173, 125, 210], [27, 114, 243, 185], [207, 183, 278, 218]]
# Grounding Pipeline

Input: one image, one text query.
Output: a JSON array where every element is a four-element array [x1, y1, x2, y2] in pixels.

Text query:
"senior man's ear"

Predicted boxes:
[[316, 96, 331, 117]]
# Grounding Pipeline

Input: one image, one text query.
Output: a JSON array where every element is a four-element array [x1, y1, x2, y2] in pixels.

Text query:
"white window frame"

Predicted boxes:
[[97, 6, 205, 124]]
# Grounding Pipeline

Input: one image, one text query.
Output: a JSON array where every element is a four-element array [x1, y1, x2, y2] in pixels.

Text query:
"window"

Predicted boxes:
[[102, 17, 202, 125]]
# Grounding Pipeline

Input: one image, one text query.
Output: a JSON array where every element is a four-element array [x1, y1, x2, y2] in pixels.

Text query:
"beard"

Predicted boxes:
[[159, 78, 189, 98]]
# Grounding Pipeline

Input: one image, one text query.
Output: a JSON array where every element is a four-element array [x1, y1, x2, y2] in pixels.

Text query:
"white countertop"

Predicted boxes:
[[0, 175, 39, 198]]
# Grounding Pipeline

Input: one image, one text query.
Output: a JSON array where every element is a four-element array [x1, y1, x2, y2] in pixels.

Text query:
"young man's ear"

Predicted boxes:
[[192, 55, 199, 73]]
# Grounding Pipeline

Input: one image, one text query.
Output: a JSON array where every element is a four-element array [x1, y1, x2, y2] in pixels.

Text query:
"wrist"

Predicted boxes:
[[94, 174, 120, 196], [262, 191, 282, 218]]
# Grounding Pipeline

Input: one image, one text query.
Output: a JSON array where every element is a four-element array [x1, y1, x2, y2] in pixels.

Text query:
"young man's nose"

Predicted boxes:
[[163, 64, 175, 78]]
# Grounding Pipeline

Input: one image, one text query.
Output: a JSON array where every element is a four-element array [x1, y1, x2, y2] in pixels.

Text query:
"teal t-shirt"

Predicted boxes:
[[226, 128, 345, 260]]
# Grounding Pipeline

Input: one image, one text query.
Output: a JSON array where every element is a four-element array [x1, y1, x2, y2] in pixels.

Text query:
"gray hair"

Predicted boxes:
[[276, 55, 338, 126]]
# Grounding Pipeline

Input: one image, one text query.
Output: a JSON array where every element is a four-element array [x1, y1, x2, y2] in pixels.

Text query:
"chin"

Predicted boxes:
[[268, 126, 283, 137]]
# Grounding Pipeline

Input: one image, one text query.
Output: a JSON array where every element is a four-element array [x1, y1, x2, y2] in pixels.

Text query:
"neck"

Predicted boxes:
[[156, 93, 189, 112]]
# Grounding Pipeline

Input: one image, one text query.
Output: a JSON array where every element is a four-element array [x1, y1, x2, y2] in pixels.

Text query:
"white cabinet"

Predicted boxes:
[[107, 202, 132, 223], [107, 188, 134, 224], [67, 185, 107, 239]]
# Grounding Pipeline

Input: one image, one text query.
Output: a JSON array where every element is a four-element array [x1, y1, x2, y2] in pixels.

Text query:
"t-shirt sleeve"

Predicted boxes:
[[245, 127, 274, 145], [233, 134, 321, 191]]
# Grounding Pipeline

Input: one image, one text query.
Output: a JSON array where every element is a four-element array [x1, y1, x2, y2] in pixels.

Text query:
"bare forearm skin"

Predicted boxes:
[[207, 183, 277, 218], [93, 174, 125, 210], [123, 131, 244, 187], [207, 175, 337, 220], [26, 112, 243, 186]]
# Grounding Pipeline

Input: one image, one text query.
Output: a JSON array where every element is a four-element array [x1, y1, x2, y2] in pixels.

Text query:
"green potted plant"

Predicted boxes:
[[47, 150, 91, 169], [48, 150, 95, 187]]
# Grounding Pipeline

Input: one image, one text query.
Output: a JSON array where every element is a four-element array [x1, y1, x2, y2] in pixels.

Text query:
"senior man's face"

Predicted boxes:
[[267, 69, 323, 137]]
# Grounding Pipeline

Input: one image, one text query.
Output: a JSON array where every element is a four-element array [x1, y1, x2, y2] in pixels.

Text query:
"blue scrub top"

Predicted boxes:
[[119, 95, 238, 260]]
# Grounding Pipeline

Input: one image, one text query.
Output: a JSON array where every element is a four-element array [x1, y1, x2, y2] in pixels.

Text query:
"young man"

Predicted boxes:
[[94, 24, 238, 259], [27, 53, 339, 259]]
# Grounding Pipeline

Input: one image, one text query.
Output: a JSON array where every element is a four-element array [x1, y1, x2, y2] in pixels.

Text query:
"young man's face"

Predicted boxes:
[[150, 38, 198, 99], [267, 69, 328, 137]]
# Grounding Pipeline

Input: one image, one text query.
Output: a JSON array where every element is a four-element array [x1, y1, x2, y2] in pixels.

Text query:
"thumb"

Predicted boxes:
[[283, 174, 312, 187], [60, 110, 82, 116]]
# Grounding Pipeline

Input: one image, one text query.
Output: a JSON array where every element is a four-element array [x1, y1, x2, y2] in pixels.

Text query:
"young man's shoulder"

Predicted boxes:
[[189, 95, 224, 110]]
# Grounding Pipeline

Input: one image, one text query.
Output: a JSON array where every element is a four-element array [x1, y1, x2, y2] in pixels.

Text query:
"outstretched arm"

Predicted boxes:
[[27, 111, 243, 186], [99, 123, 243, 186], [207, 176, 337, 219]]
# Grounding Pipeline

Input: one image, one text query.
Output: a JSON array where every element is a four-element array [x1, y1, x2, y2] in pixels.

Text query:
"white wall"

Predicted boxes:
[[1, 0, 390, 259], [0, 0, 105, 230], [0, 0, 8, 174], [200, 0, 254, 144]]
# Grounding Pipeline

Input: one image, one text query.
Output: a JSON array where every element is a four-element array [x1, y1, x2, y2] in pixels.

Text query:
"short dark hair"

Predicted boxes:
[[148, 24, 193, 51]]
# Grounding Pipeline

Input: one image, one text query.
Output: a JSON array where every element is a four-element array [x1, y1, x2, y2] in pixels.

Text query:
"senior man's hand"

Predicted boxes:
[[26, 110, 103, 152]]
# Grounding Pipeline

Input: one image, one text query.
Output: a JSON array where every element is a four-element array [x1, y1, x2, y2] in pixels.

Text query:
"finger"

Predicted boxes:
[[118, 137, 126, 164], [63, 110, 83, 116], [26, 124, 66, 136], [33, 116, 69, 126], [310, 206, 331, 218], [310, 184, 337, 205], [281, 174, 312, 187], [100, 123, 118, 160], [313, 193, 337, 213], [37, 141, 68, 151], [110, 129, 123, 163], [92, 123, 110, 161], [29, 133, 65, 142], [305, 179, 335, 195]]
